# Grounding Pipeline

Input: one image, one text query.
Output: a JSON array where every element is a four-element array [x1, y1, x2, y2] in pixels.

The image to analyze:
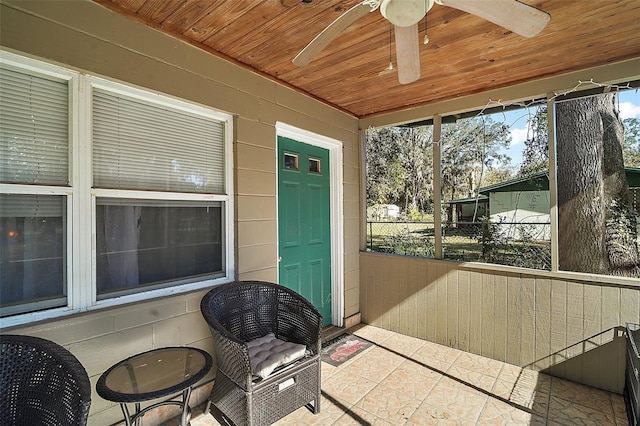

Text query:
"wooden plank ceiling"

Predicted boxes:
[[92, 0, 640, 119]]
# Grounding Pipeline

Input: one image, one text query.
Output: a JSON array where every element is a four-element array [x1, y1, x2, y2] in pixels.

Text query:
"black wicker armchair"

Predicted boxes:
[[0, 334, 92, 426], [200, 281, 322, 426]]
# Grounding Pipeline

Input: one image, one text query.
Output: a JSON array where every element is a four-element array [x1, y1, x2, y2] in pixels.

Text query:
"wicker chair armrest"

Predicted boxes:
[[210, 327, 254, 390]]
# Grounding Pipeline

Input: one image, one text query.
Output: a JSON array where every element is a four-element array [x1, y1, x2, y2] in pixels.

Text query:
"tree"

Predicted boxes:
[[397, 126, 433, 213], [519, 106, 549, 176], [556, 93, 639, 276], [365, 127, 405, 206], [441, 116, 511, 220], [623, 117, 640, 167], [365, 126, 433, 213]]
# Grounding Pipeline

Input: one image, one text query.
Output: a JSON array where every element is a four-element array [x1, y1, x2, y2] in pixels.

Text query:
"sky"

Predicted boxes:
[[497, 88, 640, 168]]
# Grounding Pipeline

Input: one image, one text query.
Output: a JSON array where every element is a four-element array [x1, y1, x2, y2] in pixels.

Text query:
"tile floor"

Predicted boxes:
[[168, 324, 630, 425]]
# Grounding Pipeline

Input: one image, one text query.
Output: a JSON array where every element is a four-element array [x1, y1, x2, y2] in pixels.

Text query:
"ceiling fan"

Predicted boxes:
[[293, 0, 550, 84]]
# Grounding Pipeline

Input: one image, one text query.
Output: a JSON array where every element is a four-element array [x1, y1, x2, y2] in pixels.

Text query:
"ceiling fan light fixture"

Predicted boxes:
[[380, 0, 434, 27]]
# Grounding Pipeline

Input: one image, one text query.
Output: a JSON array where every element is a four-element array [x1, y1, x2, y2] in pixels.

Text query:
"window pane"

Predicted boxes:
[[284, 153, 299, 170], [556, 90, 640, 277], [364, 125, 435, 258], [0, 194, 66, 317], [96, 199, 224, 298], [441, 105, 551, 270], [0, 66, 69, 185], [93, 90, 225, 193]]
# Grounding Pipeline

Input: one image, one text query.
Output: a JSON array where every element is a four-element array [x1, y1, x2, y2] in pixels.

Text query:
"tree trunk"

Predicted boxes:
[[556, 93, 639, 276]]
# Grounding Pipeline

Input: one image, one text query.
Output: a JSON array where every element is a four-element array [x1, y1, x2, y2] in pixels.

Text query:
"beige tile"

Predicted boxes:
[[491, 363, 525, 399], [379, 332, 425, 357], [272, 394, 349, 426], [477, 398, 547, 426], [382, 361, 443, 400], [497, 363, 525, 382], [491, 368, 550, 418], [157, 328, 628, 426], [550, 377, 614, 415], [492, 376, 517, 400], [411, 341, 462, 373], [333, 405, 397, 426], [355, 383, 422, 425], [406, 408, 472, 426], [547, 395, 617, 425], [446, 365, 498, 393], [517, 369, 552, 394], [321, 369, 377, 406], [616, 415, 631, 426], [342, 346, 405, 382], [349, 324, 396, 344], [507, 382, 550, 418], [397, 358, 442, 378], [611, 393, 630, 426], [321, 361, 339, 381], [420, 376, 489, 423], [452, 352, 505, 378]]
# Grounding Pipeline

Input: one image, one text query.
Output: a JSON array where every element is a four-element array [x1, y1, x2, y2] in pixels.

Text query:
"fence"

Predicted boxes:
[[366, 220, 552, 270]]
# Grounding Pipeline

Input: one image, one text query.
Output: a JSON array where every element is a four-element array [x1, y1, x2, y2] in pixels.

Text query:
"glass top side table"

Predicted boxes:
[[97, 347, 212, 426]]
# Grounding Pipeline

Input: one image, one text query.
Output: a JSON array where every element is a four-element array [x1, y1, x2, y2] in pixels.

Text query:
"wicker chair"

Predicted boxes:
[[0, 334, 92, 426], [200, 281, 322, 426]]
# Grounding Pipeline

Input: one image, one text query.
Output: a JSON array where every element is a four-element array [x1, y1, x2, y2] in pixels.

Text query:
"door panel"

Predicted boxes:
[[278, 136, 332, 325]]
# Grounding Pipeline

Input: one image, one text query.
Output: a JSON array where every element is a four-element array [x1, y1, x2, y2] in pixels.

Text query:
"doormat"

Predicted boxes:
[[321, 333, 373, 367]]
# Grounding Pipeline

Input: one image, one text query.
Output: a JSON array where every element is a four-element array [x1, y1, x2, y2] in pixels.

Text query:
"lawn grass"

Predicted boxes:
[[366, 221, 551, 270]]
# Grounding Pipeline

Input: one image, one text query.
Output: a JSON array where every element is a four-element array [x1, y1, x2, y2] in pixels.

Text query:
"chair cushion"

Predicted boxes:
[[246, 333, 307, 379]]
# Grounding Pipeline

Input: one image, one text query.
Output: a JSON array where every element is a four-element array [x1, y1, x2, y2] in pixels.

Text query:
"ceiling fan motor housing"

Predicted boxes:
[[380, 0, 435, 27]]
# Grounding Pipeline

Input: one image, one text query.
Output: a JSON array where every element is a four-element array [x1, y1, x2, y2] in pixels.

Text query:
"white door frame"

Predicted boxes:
[[276, 122, 344, 327]]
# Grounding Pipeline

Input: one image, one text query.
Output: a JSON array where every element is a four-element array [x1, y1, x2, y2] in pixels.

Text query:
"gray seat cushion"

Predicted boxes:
[[246, 333, 307, 379]]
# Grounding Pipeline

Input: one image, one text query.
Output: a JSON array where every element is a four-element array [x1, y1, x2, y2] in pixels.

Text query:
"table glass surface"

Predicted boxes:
[[104, 347, 208, 395]]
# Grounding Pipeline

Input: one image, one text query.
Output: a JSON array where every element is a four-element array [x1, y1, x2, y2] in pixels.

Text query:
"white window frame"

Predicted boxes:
[[0, 50, 234, 327]]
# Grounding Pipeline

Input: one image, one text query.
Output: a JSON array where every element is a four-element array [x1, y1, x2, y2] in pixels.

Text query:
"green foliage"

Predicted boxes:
[[519, 106, 549, 176], [381, 227, 435, 258], [406, 205, 423, 221], [365, 127, 406, 206], [477, 216, 505, 262], [365, 126, 434, 212], [473, 216, 551, 269], [605, 197, 640, 271], [440, 116, 512, 204], [623, 117, 640, 167]]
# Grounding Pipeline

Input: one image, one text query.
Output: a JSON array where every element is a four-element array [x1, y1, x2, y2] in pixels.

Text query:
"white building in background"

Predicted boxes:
[[367, 204, 400, 220]]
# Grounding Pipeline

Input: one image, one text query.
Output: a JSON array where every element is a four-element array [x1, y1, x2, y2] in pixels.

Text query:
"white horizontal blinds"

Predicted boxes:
[[0, 194, 64, 218], [97, 198, 222, 208], [92, 90, 225, 193], [0, 66, 69, 185]]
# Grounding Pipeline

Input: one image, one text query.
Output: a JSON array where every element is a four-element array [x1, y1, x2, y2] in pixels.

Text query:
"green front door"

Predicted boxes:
[[278, 136, 332, 325]]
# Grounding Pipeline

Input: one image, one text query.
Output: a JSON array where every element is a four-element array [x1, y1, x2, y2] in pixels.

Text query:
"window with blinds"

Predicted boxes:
[[92, 89, 225, 193], [91, 86, 229, 298], [0, 51, 233, 324], [0, 66, 69, 185], [0, 61, 70, 318]]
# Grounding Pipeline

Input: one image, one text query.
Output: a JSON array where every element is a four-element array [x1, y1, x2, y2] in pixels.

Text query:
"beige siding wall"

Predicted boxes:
[[0, 0, 359, 424], [360, 252, 640, 393]]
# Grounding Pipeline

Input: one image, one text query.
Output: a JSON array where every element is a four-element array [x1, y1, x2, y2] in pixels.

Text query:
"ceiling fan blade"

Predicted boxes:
[[395, 24, 420, 84], [440, 0, 550, 38], [293, 1, 372, 67]]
